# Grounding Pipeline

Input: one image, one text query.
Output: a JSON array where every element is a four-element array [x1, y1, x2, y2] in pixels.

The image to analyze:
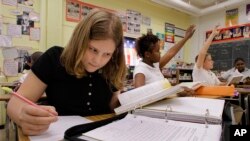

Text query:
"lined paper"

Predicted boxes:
[[30, 116, 91, 141], [82, 114, 222, 141]]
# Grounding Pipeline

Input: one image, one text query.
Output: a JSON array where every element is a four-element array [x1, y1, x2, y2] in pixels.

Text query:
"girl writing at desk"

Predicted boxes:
[[192, 25, 225, 86], [7, 9, 127, 135]]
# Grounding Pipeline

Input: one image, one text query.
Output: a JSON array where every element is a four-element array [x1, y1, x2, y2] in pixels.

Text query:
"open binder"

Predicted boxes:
[[64, 82, 223, 141], [64, 113, 222, 141], [134, 97, 225, 124]]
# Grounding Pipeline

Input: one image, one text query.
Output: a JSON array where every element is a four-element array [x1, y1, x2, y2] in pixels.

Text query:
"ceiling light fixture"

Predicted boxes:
[[152, 0, 247, 17]]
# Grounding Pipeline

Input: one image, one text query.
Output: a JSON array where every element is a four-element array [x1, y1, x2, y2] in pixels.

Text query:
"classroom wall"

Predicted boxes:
[[189, 2, 250, 63], [0, 0, 196, 82], [0, 0, 44, 82], [56, 0, 193, 62]]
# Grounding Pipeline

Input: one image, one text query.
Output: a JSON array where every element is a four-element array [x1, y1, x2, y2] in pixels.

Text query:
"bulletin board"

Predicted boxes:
[[0, 0, 41, 76]]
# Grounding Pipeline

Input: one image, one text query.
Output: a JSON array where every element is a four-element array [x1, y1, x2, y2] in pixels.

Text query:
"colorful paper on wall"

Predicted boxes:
[[225, 8, 238, 27], [165, 23, 175, 43]]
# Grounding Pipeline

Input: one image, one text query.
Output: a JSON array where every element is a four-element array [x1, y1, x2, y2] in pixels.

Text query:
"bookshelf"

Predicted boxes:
[[162, 68, 193, 85]]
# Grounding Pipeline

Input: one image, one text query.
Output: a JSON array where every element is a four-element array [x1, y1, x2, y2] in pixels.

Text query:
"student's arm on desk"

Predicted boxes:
[[18, 114, 115, 141], [7, 72, 58, 136]]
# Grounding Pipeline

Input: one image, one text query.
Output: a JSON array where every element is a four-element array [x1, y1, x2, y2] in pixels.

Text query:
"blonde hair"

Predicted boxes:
[[60, 9, 126, 89]]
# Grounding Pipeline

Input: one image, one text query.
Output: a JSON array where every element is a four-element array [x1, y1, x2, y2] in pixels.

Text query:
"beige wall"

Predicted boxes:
[[0, 0, 193, 81], [46, 0, 192, 60]]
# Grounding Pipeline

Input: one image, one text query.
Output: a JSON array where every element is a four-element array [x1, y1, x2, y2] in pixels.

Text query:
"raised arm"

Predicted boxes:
[[196, 25, 220, 69], [159, 25, 196, 68]]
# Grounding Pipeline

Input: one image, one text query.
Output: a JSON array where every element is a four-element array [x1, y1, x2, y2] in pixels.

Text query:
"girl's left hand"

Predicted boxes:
[[177, 87, 195, 97]]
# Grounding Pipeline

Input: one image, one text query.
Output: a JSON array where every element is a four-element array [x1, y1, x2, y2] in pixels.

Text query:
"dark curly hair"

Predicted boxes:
[[135, 34, 159, 58]]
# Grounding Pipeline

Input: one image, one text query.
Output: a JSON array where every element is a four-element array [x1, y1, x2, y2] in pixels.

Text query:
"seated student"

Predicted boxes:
[[133, 25, 196, 95], [223, 29, 232, 39], [221, 57, 250, 84], [19, 51, 43, 83], [7, 9, 127, 136], [13, 51, 44, 92], [232, 27, 242, 38], [214, 32, 222, 41], [192, 25, 226, 86], [243, 26, 250, 38]]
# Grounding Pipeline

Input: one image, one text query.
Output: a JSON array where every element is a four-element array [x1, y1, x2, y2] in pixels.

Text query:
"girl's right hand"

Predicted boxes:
[[18, 104, 58, 135]]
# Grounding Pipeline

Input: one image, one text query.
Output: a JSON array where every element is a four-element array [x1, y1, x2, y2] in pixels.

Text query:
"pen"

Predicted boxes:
[[1, 87, 56, 116]]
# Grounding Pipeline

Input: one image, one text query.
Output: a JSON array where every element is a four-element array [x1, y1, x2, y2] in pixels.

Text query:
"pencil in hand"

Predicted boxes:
[[1, 87, 56, 116]]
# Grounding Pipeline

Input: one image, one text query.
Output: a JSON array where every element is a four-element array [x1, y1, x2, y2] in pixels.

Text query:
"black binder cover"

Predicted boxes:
[[64, 113, 127, 141]]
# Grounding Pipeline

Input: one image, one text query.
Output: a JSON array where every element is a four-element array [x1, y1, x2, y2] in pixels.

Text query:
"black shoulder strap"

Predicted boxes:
[[64, 113, 127, 141]]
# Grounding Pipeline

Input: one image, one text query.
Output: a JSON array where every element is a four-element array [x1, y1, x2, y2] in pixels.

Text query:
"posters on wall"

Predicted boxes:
[[16, 11, 34, 35], [7, 24, 22, 37], [3, 59, 18, 76], [142, 16, 151, 26], [0, 16, 2, 35], [174, 27, 185, 38], [2, 0, 17, 6], [156, 32, 165, 50], [0, 23, 2, 35], [29, 11, 40, 22], [0, 35, 12, 47], [66, 0, 81, 22], [17, 0, 33, 6], [1, 0, 39, 76], [81, 3, 95, 20], [206, 24, 250, 42], [126, 9, 141, 34], [225, 8, 238, 27], [2, 48, 18, 76], [247, 4, 250, 21], [66, 0, 115, 22], [30, 27, 40, 41], [165, 23, 175, 43], [124, 37, 138, 66], [117, 12, 127, 32]]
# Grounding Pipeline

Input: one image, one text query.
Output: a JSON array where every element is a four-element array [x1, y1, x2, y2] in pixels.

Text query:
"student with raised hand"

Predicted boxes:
[[133, 25, 195, 96], [221, 57, 250, 84], [192, 25, 225, 86], [133, 25, 195, 87], [7, 9, 127, 135]]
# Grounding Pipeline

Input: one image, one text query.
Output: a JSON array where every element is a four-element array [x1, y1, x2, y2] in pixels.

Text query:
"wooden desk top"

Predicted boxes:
[[18, 113, 115, 141], [0, 82, 18, 87], [193, 95, 223, 99], [236, 88, 250, 94], [0, 94, 11, 101], [16, 94, 233, 141]]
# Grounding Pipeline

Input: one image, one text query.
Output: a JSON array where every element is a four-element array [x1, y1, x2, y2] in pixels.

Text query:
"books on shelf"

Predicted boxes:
[[134, 97, 225, 124]]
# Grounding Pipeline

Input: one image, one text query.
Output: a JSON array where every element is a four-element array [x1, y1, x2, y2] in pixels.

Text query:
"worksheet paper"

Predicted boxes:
[[29, 116, 91, 141], [82, 114, 222, 141]]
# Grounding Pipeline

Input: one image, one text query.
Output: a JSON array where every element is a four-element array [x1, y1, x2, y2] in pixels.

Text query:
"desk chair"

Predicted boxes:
[[244, 95, 249, 125]]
